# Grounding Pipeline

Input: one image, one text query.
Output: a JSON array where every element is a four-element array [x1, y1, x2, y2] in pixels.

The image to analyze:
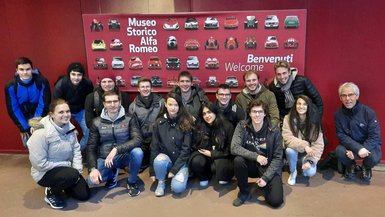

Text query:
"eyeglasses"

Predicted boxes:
[[217, 93, 231, 97], [340, 93, 356, 99], [251, 110, 264, 114]]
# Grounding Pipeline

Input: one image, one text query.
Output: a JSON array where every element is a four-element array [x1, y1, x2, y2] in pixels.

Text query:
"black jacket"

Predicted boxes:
[[170, 86, 208, 119], [54, 76, 93, 114], [150, 114, 192, 176], [216, 100, 245, 127], [269, 75, 323, 120]]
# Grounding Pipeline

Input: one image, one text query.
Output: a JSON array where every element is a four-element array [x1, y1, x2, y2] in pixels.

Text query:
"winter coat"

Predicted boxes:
[[282, 114, 324, 163], [231, 118, 283, 182], [5, 72, 51, 132], [150, 114, 192, 176], [269, 75, 323, 120], [215, 100, 245, 127], [235, 85, 280, 127], [27, 116, 82, 182], [170, 86, 209, 119], [87, 107, 142, 169], [84, 86, 130, 128], [128, 93, 164, 141], [334, 102, 382, 153], [53, 76, 93, 114]]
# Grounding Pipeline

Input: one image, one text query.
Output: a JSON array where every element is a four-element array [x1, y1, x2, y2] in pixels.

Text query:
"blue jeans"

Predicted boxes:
[[72, 110, 88, 150], [336, 145, 381, 168], [286, 147, 317, 177], [87, 147, 143, 186], [153, 153, 189, 194]]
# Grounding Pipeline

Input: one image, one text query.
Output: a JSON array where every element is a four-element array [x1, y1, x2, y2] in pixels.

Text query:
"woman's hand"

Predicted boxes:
[[302, 162, 311, 171], [305, 146, 315, 157], [198, 149, 211, 157]]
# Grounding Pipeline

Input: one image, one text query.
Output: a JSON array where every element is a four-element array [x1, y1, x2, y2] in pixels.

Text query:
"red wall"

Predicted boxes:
[[1, 0, 384, 161]]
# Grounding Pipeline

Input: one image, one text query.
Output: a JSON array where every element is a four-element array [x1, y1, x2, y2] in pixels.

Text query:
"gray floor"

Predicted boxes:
[[1, 154, 385, 217]]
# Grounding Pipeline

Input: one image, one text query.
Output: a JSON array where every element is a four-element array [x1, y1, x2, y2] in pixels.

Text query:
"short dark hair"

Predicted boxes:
[[178, 71, 193, 81], [15, 57, 33, 68], [216, 84, 230, 93], [102, 91, 120, 102], [246, 99, 268, 116], [138, 78, 152, 87], [242, 70, 259, 82], [67, 62, 85, 76]]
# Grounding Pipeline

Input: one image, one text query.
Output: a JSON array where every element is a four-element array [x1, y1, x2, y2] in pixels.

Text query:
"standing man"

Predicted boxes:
[[269, 60, 323, 121], [84, 75, 130, 128], [129, 78, 164, 170], [170, 71, 208, 119], [87, 91, 143, 196], [236, 70, 280, 127], [215, 84, 245, 127], [54, 62, 93, 150], [335, 82, 382, 183], [5, 57, 51, 148]]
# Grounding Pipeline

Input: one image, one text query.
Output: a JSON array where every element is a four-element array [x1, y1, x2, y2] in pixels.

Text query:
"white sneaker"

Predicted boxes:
[[218, 181, 229, 185], [288, 170, 297, 186], [199, 180, 209, 187]]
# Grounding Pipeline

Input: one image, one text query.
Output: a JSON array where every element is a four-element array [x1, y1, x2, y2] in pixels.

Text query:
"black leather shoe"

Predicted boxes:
[[344, 165, 355, 179], [361, 166, 372, 182]]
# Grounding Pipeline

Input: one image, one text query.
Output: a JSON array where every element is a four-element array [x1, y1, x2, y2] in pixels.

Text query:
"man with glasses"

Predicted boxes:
[[335, 82, 382, 183], [215, 84, 245, 127], [129, 78, 164, 171], [87, 91, 143, 196]]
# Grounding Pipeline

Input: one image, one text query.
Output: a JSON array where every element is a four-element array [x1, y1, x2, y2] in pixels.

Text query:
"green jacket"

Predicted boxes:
[[235, 85, 280, 127]]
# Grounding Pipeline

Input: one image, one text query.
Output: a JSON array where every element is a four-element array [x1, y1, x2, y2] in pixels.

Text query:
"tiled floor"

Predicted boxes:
[[1, 154, 384, 217]]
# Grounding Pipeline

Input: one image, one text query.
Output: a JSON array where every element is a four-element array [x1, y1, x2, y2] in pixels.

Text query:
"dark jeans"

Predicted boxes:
[[37, 167, 90, 201], [336, 145, 382, 168], [233, 156, 283, 208], [190, 152, 234, 182]]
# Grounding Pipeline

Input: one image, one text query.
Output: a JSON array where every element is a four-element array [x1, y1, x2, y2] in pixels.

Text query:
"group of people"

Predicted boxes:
[[5, 57, 382, 210]]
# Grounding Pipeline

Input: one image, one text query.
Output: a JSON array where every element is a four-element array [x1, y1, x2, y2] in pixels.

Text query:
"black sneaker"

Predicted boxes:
[[127, 182, 141, 197], [105, 168, 119, 189], [44, 187, 64, 209], [344, 164, 356, 180], [232, 193, 249, 207], [361, 166, 372, 182]]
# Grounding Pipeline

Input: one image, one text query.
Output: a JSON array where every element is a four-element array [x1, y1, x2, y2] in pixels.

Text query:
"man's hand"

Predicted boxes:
[[358, 148, 371, 158], [105, 148, 117, 168], [346, 150, 354, 160], [256, 178, 267, 187], [257, 155, 268, 166], [89, 168, 102, 185]]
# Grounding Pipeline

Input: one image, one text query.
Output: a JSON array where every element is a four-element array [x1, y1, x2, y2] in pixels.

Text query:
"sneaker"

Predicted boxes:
[[361, 166, 372, 182], [105, 168, 119, 189], [127, 182, 141, 197], [44, 187, 64, 209], [155, 180, 166, 197], [344, 164, 356, 180], [199, 180, 209, 187], [232, 193, 249, 207], [287, 169, 297, 186], [218, 180, 229, 185]]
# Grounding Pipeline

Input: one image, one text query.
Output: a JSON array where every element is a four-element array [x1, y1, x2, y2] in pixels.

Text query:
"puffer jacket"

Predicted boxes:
[[269, 75, 323, 120], [150, 114, 192, 176], [231, 118, 283, 182], [170, 86, 209, 119], [128, 93, 164, 140], [282, 114, 324, 163], [235, 85, 280, 127], [334, 102, 382, 153], [27, 116, 82, 182], [87, 106, 142, 169]]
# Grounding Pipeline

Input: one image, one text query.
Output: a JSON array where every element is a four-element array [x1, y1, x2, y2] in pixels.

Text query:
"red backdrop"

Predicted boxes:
[[0, 0, 384, 162]]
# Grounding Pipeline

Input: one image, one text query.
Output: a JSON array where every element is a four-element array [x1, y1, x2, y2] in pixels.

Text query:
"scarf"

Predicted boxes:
[[276, 75, 295, 108], [138, 93, 154, 109]]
